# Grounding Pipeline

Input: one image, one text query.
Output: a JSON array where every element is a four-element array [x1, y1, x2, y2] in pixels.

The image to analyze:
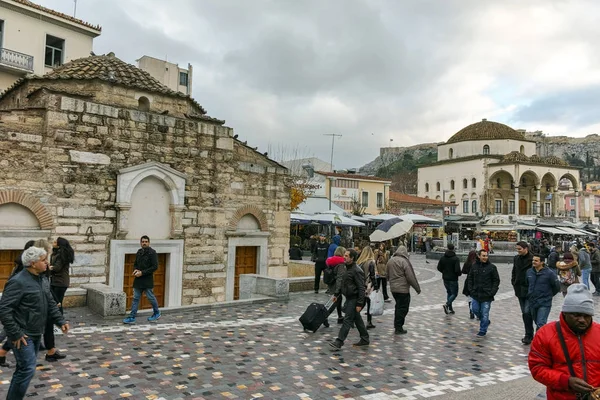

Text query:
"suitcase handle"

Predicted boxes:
[[325, 296, 336, 309]]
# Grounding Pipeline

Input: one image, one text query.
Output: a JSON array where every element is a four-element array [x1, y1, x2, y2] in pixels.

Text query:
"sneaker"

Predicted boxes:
[[329, 340, 342, 350], [314, 290, 319, 294], [366, 323, 376, 330], [337, 317, 344, 324], [395, 328, 408, 335], [0, 356, 10, 368], [443, 304, 449, 315], [147, 313, 161, 322], [123, 316, 136, 324], [45, 350, 67, 362], [522, 336, 533, 345], [449, 309, 456, 315], [353, 339, 370, 346], [476, 332, 486, 337], [323, 319, 330, 328]]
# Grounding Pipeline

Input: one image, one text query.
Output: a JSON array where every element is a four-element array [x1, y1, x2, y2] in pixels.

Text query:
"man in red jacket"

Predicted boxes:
[[529, 284, 600, 399]]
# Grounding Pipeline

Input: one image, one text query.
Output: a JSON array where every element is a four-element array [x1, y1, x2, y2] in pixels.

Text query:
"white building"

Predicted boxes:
[[137, 55, 192, 96], [0, 0, 101, 91], [418, 119, 582, 220]]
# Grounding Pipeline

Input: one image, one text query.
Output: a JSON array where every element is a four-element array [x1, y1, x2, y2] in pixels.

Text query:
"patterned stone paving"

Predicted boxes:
[[0, 254, 596, 399]]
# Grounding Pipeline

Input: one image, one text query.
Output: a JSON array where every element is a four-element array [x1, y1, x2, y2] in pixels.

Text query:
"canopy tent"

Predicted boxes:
[[311, 213, 365, 227], [295, 197, 346, 215], [365, 213, 399, 222], [290, 213, 314, 225], [537, 227, 567, 235], [351, 215, 373, 222], [399, 213, 442, 224], [555, 227, 587, 236], [369, 218, 414, 242]]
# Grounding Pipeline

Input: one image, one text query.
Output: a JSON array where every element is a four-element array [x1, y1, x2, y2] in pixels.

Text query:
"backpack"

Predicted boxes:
[[323, 266, 336, 285], [558, 268, 576, 285]]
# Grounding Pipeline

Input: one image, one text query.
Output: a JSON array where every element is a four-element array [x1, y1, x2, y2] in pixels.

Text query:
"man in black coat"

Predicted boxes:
[[437, 243, 462, 315], [123, 235, 160, 324], [312, 233, 329, 294], [467, 250, 500, 337], [511, 241, 534, 345]]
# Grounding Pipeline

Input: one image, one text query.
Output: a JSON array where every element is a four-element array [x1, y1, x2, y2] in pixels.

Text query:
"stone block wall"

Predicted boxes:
[[0, 81, 290, 306]]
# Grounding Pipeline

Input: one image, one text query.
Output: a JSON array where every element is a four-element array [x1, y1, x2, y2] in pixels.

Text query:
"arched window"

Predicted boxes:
[[450, 180, 455, 190], [436, 182, 441, 192], [463, 179, 468, 189], [520, 145, 525, 154], [472, 178, 476, 188], [425, 183, 429, 192], [472, 200, 477, 213], [138, 96, 150, 112], [496, 178, 501, 188], [483, 145, 490, 155], [449, 148, 454, 159]]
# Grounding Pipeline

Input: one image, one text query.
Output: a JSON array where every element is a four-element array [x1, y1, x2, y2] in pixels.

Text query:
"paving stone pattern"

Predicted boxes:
[[1, 254, 592, 399]]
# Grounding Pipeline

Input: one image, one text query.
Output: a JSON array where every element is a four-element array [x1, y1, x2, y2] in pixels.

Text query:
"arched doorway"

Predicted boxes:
[[519, 199, 527, 215]]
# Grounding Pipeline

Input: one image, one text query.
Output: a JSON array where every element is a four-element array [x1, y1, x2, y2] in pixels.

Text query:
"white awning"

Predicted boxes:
[[555, 227, 587, 236], [537, 227, 565, 235]]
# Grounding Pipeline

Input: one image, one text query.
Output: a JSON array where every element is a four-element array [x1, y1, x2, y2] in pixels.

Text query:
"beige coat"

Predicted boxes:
[[386, 246, 421, 294], [374, 249, 389, 277]]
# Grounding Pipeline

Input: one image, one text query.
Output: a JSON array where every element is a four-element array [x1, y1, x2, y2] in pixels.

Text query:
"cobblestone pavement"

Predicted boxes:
[[0, 254, 593, 399]]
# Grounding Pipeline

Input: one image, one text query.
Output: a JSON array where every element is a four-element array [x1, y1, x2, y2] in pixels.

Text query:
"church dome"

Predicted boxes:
[[446, 119, 526, 144]]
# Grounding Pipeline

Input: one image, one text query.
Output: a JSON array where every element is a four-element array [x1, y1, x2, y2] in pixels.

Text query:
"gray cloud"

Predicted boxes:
[[36, 0, 600, 168]]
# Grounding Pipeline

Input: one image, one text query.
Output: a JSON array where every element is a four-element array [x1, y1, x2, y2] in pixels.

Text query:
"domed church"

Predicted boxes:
[[417, 119, 582, 219]]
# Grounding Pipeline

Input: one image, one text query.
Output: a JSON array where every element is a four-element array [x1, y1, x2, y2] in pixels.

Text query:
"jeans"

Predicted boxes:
[[336, 298, 369, 345], [443, 280, 459, 307], [471, 299, 492, 334], [518, 296, 534, 338], [392, 292, 411, 330], [581, 268, 591, 290], [314, 261, 326, 292], [531, 306, 551, 331], [7, 336, 40, 400], [130, 287, 159, 317], [376, 277, 389, 300]]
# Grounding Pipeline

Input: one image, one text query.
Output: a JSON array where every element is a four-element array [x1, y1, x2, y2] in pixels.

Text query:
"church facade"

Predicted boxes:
[[418, 119, 581, 220], [0, 53, 290, 307]]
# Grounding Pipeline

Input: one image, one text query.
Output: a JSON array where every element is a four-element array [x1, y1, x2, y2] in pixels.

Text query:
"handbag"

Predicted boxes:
[[369, 290, 384, 316], [555, 321, 594, 400]]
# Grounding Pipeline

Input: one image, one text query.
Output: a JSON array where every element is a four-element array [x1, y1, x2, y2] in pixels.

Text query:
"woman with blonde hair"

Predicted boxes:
[[374, 242, 390, 302], [356, 245, 377, 329]]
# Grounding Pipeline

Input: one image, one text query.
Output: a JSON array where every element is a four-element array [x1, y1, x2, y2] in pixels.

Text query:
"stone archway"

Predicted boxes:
[[0, 189, 54, 229], [227, 205, 269, 232]]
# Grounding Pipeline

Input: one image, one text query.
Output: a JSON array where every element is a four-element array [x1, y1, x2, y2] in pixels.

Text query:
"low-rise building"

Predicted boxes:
[[564, 192, 600, 223], [137, 55, 192, 96], [0, 0, 101, 91], [388, 191, 446, 220]]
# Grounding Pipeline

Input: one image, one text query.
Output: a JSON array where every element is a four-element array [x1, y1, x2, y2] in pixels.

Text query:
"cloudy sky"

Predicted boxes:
[[36, 0, 600, 169]]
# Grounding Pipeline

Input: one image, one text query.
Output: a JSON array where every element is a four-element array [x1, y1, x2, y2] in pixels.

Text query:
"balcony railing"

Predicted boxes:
[[0, 48, 34, 73]]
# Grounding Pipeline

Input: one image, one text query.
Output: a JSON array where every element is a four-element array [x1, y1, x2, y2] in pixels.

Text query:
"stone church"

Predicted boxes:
[[0, 53, 290, 308]]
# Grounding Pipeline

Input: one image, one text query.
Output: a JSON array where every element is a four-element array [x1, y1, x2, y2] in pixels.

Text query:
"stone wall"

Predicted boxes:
[[0, 80, 290, 306]]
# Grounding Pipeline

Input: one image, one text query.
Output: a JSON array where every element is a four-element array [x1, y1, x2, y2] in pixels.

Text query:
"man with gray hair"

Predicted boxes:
[[0, 246, 69, 399], [529, 284, 600, 398]]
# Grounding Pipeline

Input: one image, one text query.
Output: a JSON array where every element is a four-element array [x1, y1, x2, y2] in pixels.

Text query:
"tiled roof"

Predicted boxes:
[[389, 191, 448, 206], [315, 171, 391, 182], [11, 0, 101, 32], [446, 119, 526, 144]]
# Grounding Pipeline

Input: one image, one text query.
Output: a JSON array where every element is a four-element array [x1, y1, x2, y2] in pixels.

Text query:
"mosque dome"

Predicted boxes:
[[446, 119, 526, 144]]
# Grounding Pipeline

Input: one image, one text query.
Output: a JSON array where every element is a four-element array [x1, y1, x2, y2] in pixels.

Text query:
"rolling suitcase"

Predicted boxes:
[[299, 296, 335, 332]]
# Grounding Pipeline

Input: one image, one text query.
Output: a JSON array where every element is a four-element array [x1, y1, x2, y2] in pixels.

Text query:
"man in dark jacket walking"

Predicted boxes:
[[329, 249, 369, 349], [511, 241, 534, 344], [589, 242, 600, 296], [546, 246, 559, 272], [123, 235, 160, 324], [0, 246, 69, 399], [526, 254, 560, 333], [467, 250, 500, 337], [313, 233, 329, 294], [437, 243, 462, 315]]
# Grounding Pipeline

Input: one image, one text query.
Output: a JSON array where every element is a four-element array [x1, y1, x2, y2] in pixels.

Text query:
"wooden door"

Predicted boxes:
[[519, 199, 527, 215], [234, 246, 257, 300], [124, 253, 166, 310], [0, 250, 20, 291]]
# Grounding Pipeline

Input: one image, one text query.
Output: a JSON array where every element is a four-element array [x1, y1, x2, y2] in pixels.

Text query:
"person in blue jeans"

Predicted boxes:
[[123, 236, 161, 324], [577, 244, 592, 289], [0, 246, 69, 400], [467, 250, 500, 337], [437, 243, 462, 315], [526, 254, 560, 334]]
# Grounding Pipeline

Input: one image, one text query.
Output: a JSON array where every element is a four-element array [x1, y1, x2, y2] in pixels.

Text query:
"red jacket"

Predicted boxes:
[[529, 314, 600, 400]]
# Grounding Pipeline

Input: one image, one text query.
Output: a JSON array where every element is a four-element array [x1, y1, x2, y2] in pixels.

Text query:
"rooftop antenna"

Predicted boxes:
[[323, 133, 342, 172], [73, 0, 77, 17]]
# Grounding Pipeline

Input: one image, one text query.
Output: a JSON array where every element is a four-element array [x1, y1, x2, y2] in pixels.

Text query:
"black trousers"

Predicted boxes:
[[591, 272, 600, 293], [365, 296, 372, 324], [327, 296, 343, 318], [392, 292, 411, 330], [336, 298, 369, 345], [376, 277, 389, 300], [43, 286, 68, 350], [314, 261, 326, 291], [517, 296, 534, 339]]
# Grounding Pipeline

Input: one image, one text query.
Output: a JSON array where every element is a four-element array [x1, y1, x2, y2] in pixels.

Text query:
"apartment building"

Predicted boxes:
[[0, 0, 101, 91], [137, 55, 193, 96]]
